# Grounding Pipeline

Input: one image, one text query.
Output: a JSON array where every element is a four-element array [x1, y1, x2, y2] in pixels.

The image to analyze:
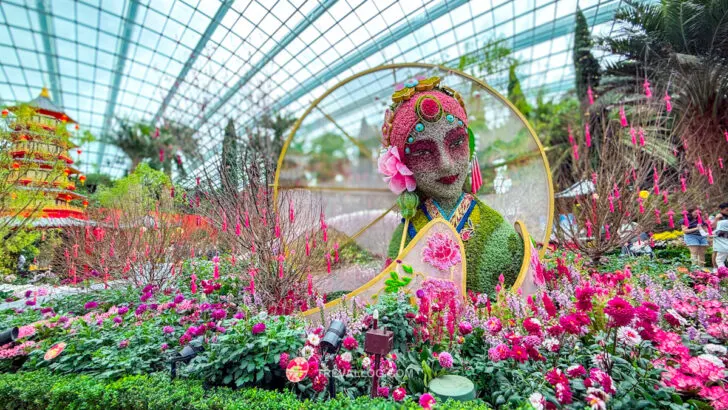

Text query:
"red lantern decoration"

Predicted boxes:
[[12, 162, 20, 169], [82, 200, 89, 208], [74, 124, 79, 130], [79, 175, 86, 184], [1, 109, 8, 117]]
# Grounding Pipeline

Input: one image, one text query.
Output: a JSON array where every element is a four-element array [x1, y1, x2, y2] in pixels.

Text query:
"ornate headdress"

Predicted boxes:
[[381, 77, 468, 155], [380, 76, 482, 195]]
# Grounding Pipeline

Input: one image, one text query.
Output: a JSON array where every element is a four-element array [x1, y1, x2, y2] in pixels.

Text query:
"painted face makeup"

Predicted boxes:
[[403, 116, 469, 210]]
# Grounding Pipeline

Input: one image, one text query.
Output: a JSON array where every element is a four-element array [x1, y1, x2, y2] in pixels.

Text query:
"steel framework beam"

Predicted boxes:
[[193, 0, 339, 130], [267, 0, 470, 115], [95, 0, 140, 171], [299, 1, 619, 134], [184, 0, 469, 177], [36, 0, 63, 107], [152, 0, 235, 125]]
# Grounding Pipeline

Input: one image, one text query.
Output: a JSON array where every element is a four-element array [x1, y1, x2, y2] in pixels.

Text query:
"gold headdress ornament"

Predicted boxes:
[[382, 76, 467, 148]]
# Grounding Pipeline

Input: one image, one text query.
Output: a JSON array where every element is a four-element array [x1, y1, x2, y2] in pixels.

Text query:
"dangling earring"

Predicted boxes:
[[467, 127, 482, 194], [471, 156, 482, 194]]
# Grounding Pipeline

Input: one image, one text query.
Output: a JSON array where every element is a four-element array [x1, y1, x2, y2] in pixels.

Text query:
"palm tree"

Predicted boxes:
[[111, 119, 198, 177], [596, 0, 728, 194]]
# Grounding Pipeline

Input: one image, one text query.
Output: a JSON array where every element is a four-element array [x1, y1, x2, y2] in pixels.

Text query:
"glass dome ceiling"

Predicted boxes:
[[0, 0, 626, 179]]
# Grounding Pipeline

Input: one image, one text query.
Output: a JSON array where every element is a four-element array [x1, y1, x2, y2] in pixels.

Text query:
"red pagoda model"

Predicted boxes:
[[1, 88, 88, 226]]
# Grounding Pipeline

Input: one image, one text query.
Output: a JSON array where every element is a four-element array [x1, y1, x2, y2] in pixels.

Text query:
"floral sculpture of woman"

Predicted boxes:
[[379, 76, 526, 295]]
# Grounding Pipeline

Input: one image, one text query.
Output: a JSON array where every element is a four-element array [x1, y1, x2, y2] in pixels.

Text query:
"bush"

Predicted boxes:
[[0, 370, 492, 410]]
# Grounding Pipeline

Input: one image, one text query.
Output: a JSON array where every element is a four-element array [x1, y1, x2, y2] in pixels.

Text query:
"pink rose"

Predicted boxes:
[[378, 147, 416, 194]]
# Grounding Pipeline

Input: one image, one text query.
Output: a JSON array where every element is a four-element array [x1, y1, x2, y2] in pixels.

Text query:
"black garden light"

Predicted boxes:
[[169, 338, 204, 379], [0, 328, 18, 345], [320, 320, 347, 398]]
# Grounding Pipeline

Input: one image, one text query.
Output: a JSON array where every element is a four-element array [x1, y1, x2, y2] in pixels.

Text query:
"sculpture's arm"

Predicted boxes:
[[387, 222, 406, 260]]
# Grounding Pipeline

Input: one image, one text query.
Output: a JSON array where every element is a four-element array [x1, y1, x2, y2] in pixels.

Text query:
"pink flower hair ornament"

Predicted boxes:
[[378, 146, 416, 194]]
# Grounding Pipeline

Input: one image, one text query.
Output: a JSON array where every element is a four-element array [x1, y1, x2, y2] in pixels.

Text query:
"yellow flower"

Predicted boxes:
[[639, 190, 650, 199]]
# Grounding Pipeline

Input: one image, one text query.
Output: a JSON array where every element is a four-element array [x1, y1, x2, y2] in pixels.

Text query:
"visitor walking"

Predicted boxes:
[[711, 203, 728, 267], [713, 203, 728, 270], [17, 254, 25, 273], [682, 207, 709, 267]]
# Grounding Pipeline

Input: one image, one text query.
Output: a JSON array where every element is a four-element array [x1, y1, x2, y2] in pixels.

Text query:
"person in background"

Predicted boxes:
[[17, 254, 26, 274], [682, 207, 709, 267], [714, 218, 728, 270], [712, 203, 728, 269]]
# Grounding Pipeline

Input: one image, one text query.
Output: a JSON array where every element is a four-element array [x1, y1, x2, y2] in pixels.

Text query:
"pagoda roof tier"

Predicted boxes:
[[8, 88, 76, 124], [9, 130, 78, 149], [15, 185, 88, 201], [0, 216, 92, 228], [10, 158, 81, 174]]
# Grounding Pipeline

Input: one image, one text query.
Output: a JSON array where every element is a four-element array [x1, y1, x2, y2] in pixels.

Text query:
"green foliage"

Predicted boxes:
[[507, 62, 532, 117], [0, 229, 41, 276], [220, 119, 239, 191], [573, 7, 601, 102], [187, 315, 306, 388], [367, 293, 415, 353], [384, 269, 413, 293], [0, 370, 493, 410], [96, 163, 170, 209], [456, 38, 516, 77]]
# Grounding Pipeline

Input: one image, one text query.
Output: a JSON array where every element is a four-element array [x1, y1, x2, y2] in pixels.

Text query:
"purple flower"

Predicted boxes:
[[163, 326, 174, 334], [135, 304, 148, 315], [149, 304, 158, 311], [25, 300, 36, 306], [216, 326, 226, 333], [161, 343, 169, 350], [90, 269, 99, 277], [377, 386, 390, 398], [200, 303, 211, 311], [84, 301, 98, 310], [173, 294, 184, 304], [58, 316, 69, 324], [117, 306, 129, 315], [113, 316, 123, 324], [252, 322, 266, 335], [416, 289, 425, 299], [233, 312, 245, 320], [24, 290, 32, 298], [140, 292, 152, 302], [40, 307, 53, 314], [438, 351, 453, 368], [211, 309, 227, 321], [118, 339, 129, 349]]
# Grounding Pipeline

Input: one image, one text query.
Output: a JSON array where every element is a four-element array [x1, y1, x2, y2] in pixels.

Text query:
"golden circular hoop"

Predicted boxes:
[[273, 63, 555, 256]]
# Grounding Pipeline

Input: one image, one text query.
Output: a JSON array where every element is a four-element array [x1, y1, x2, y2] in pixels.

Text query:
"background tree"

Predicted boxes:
[[507, 62, 532, 117], [573, 7, 601, 103], [555, 87, 707, 263], [597, 0, 728, 198], [220, 119, 239, 194]]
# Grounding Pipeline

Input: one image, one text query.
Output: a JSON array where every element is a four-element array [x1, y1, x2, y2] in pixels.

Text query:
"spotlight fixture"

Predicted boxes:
[[0, 328, 18, 345], [320, 320, 347, 398], [169, 338, 204, 379], [321, 320, 346, 354]]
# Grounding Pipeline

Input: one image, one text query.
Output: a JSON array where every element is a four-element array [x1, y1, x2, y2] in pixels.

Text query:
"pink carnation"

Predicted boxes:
[[422, 232, 461, 272], [419, 392, 436, 409], [378, 146, 415, 194], [392, 387, 407, 402]]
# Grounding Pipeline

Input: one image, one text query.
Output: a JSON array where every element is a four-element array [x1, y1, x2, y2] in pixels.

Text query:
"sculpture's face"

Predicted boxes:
[[403, 116, 470, 205]]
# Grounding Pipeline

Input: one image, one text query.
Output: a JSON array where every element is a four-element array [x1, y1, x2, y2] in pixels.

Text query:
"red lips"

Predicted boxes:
[[438, 174, 459, 185]]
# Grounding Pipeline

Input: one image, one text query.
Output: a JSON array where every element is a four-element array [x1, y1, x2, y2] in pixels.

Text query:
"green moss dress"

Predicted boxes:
[[387, 193, 524, 295]]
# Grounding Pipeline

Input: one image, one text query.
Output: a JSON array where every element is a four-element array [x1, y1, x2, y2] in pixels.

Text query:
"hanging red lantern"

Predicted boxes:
[[77, 149, 82, 155], [1, 109, 8, 117], [74, 124, 79, 130], [82, 200, 89, 208], [79, 175, 86, 184], [12, 162, 20, 169]]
